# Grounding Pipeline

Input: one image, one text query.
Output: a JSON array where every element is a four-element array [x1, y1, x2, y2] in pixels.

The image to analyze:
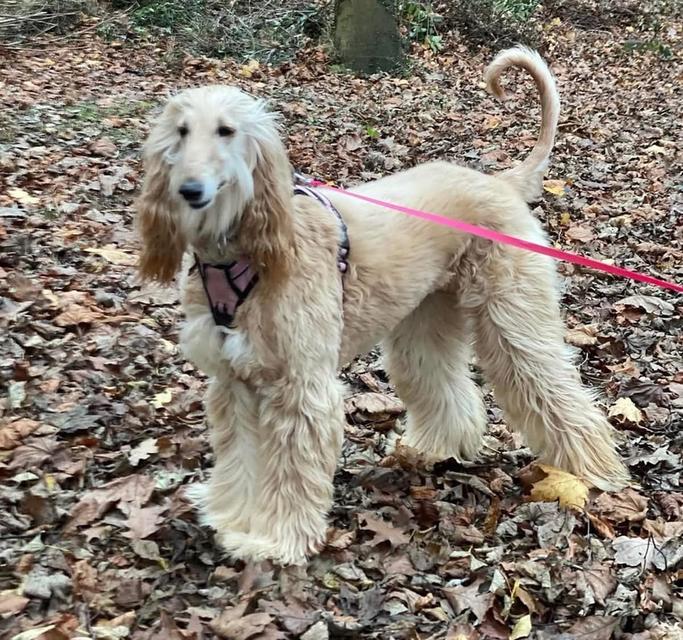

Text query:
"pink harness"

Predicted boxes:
[[194, 258, 259, 328], [194, 175, 349, 328]]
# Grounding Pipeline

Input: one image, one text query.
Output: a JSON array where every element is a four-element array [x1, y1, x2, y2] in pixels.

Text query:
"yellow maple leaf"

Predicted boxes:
[[608, 397, 642, 424], [8, 187, 39, 206], [239, 59, 260, 77], [529, 464, 588, 510], [510, 614, 532, 640], [543, 179, 567, 196], [483, 115, 502, 130], [84, 246, 137, 266], [44, 474, 58, 492], [152, 389, 172, 409]]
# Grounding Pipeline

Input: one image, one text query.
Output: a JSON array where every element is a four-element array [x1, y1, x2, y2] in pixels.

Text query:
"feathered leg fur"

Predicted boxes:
[[215, 372, 345, 565], [187, 376, 260, 534], [470, 234, 630, 490], [384, 291, 486, 461]]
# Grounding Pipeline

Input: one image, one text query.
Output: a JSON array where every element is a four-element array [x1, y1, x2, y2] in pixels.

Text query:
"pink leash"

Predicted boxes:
[[310, 180, 683, 295]]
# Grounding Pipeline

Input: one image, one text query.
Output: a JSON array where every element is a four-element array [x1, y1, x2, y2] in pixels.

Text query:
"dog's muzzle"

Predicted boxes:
[[179, 180, 208, 209]]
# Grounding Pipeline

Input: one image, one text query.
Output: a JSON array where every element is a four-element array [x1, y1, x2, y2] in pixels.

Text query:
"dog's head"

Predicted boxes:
[[136, 85, 293, 283]]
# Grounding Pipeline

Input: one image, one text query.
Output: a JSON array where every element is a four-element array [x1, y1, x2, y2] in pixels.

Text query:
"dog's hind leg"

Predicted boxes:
[[384, 291, 486, 461], [471, 241, 630, 491]]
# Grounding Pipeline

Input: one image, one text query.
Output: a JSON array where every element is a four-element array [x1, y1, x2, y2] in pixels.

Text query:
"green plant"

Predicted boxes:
[[493, 0, 539, 21], [131, 0, 204, 31], [622, 0, 676, 60], [435, 0, 542, 47], [0, 117, 18, 144], [401, 1, 444, 50], [122, 0, 327, 63], [96, 21, 117, 40], [67, 102, 103, 123], [623, 38, 673, 59], [365, 125, 380, 139], [425, 33, 443, 51]]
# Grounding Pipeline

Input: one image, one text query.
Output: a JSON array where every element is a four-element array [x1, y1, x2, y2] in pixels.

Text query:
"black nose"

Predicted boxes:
[[179, 180, 204, 203]]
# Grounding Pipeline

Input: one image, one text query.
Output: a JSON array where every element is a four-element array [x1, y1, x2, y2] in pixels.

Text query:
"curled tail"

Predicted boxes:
[[484, 46, 560, 202]]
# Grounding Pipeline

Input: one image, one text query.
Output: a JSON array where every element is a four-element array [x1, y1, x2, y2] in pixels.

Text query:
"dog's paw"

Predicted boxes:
[[399, 412, 485, 463], [401, 431, 481, 463], [217, 529, 322, 566], [187, 483, 253, 533]]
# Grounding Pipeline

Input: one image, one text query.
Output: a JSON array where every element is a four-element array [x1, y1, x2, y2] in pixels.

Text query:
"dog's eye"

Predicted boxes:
[[217, 125, 235, 137], [178, 125, 188, 138]]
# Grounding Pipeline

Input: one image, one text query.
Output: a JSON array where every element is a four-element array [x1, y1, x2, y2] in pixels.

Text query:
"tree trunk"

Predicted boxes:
[[334, 0, 403, 74]]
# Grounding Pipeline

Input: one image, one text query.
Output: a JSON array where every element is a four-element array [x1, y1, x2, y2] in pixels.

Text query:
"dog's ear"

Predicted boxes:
[[135, 151, 186, 283], [242, 131, 295, 276]]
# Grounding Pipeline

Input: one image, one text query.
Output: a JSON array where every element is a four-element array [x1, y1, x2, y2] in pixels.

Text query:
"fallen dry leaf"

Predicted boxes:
[[543, 179, 567, 196], [580, 565, 617, 605], [566, 324, 598, 347], [326, 527, 356, 550], [152, 389, 173, 409], [95, 612, 137, 638], [0, 591, 29, 615], [84, 246, 137, 266], [446, 623, 479, 640], [89, 137, 118, 157], [9, 436, 61, 470], [615, 295, 675, 316], [567, 615, 618, 640], [443, 580, 493, 623], [128, 437, 159, 466], [121, 503, 167, 540], [565, 223, 595, 243], [210, 610, 273, 640], [611, 536, 680, 571], [53, 304, 104, 327], [591, 488, 648, 523], [72, 559, 98, 604], [608, 397, 643, 424], [346, 392, 405, 420], [587, 512, 616, 539], [66, 473, 156, 531], [483, 114, 502, 129], [359, 513, 409, 547], [527, 464, 588, 510], [509, 614, 532, 640], [0, 418, 41, 449], [7, 187, 39, 206], [239, 59, 260, 77]]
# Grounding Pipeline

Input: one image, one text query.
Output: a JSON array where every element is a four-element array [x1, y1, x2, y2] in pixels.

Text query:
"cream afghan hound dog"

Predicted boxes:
[[136, 47, 629, 565]]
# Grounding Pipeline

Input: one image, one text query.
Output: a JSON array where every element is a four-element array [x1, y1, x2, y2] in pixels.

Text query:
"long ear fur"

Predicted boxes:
[[240, 125, 295, 277], [135, 151, 186, 283]]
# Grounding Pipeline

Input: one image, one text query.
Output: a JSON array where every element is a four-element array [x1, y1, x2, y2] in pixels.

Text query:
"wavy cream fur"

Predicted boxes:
[[137, 47, 629, 565]]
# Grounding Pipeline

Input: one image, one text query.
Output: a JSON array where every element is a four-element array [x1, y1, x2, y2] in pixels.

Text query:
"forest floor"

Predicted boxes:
[[1, 9, 682, 640]]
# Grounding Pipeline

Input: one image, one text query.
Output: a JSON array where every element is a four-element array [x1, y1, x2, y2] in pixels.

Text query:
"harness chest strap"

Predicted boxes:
[[194, 258, 258, 328], [194, 179, 349, 328]]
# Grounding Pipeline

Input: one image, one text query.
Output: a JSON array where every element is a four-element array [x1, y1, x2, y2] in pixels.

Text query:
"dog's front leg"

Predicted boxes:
[[187, 376, 259, 534], [216, 372, 345, 565]]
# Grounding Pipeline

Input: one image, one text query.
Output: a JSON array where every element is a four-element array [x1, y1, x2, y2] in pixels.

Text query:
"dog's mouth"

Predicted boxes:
[[187, 181, 227, 210]]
